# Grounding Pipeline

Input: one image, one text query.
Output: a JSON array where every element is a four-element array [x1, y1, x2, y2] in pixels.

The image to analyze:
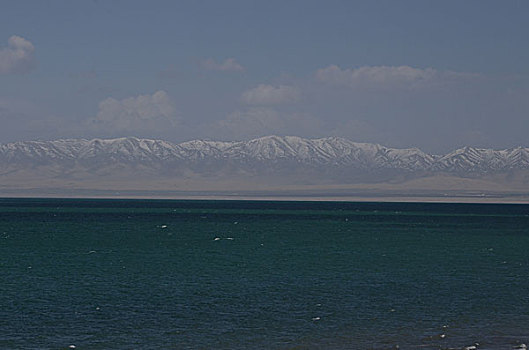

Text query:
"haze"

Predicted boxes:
[[1, 0, 529, 154]]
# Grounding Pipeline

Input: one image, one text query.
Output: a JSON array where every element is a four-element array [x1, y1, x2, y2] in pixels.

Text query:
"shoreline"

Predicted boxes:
[[1, 192, 529, 204]]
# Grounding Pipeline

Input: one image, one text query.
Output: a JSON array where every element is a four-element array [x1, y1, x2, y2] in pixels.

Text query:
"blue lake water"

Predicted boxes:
[[1, 198, 528, 349]]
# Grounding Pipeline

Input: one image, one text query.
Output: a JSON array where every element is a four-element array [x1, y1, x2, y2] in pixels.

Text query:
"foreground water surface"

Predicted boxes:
[[1, 198, 528, 349]]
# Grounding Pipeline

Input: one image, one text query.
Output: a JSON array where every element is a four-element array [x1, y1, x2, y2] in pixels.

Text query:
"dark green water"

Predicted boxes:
[[1, 198, 528, 349]]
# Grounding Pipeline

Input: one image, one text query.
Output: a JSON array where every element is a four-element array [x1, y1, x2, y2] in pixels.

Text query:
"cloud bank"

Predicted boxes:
[[315, 65, 475, 89], [201, 58, 245, 72], [241, 84, 300, 105], [0, 35, 36, 75], [91, 90, 178, 133]]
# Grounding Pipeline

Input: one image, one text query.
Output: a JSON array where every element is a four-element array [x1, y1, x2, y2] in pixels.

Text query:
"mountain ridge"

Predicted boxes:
[[1, 135, 528, 173]]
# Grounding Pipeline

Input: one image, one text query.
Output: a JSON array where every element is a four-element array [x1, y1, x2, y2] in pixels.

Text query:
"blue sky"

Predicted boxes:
[[1, 0, 528, 152]]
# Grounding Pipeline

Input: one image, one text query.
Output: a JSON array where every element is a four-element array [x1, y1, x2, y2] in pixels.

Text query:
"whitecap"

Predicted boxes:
[[463, 344, 478, 350]]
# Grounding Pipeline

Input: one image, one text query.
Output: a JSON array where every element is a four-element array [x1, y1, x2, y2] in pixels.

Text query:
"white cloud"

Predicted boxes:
[[241, 84, 300, 105], [91, 90, 178, 133], [315, 65, 475, 89], [201, 58, 245, 72], [0, 35, 36, 75]]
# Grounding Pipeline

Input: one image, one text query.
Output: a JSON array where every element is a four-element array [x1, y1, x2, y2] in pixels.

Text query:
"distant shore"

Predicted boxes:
[[1, 190, 529, 204]]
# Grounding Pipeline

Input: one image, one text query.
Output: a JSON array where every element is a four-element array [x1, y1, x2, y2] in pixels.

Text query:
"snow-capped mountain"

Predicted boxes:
[[433, 146, 529, 172], [1, 136, 528, 184], [0, 136, 529, 173]]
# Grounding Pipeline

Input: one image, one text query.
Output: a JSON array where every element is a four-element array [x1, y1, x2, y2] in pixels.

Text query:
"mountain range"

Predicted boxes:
[[1, 135, 528, 197]]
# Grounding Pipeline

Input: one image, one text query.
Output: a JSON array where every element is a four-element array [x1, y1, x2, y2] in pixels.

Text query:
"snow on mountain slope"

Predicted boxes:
[[0, 136, 528, 174], [434, 146, 529, 172]]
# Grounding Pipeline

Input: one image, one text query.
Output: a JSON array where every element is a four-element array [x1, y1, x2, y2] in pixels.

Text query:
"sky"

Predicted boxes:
[[1, 0, 528, 153]]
